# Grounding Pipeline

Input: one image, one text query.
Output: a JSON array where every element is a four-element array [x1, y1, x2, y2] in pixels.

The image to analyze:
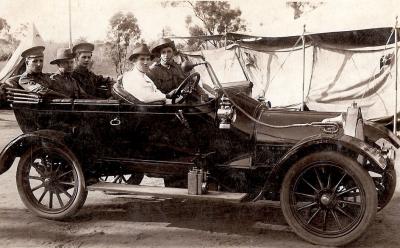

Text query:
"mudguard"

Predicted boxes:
[[0, 130, 69, 175], [364, 120, 400, 148], [264, 134, 389, 192]]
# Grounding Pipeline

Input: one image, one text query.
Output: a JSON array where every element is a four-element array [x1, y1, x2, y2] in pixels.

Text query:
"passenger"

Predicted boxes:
[[120, 44, 167, 103], [49, 48, 90, 98], [148, 38, 186, 94], [149, 38, 208, 101], [71, 42, 115, 99], [18, 46, 67, 98]]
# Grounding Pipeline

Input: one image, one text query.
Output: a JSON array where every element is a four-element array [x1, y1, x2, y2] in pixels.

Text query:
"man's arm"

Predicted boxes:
[[19, 75, 68, 98], [94, 73, 115, 98]]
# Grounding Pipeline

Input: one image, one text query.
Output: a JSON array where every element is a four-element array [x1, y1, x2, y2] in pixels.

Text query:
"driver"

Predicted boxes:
[[120, 44, 168, 103], [149, 38, 209, 101], [148, 38, 186, 94]]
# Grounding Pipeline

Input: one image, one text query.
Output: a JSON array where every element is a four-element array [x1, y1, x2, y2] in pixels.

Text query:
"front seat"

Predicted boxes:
[[111, 80, 142, 104]]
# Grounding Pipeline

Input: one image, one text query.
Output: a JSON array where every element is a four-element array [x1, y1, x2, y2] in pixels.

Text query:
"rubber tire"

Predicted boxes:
[[280, 151, 377, 246], [375, 163, 396, 211], [16, 146, 87, 220]]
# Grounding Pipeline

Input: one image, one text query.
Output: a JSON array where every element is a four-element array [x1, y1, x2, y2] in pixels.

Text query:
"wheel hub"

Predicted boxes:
[[320, 193, 332, 206]]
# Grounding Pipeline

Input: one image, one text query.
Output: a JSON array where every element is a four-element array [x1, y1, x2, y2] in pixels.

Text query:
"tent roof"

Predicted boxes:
[[171, 27, 396, 49], [171, 0, 400, 48]]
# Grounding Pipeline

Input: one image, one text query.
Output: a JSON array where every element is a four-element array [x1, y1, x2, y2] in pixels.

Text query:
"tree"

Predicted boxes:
[[0, 17, 12, 42], [286, 1, 324, 19], [104, 11, 141, 75], [164, 1, 246, 50]]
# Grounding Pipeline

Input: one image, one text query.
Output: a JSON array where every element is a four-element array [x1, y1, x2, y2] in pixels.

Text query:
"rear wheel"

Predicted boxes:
[[280, 151, 377, 246], [16, 145, 87, 220]]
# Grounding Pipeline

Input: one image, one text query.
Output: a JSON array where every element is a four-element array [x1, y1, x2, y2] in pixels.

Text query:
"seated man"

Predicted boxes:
[[149, 38, 208, 101], [118, 44, 167, 104], [148, 38, 186, 94], [18, 46, 67, 98], [72, 42, 115, 99], [49, 48, 90, 98]]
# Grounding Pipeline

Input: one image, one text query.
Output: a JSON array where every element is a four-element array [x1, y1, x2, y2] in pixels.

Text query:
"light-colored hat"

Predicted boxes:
[[50, 48, 74, 65], [21, 46, 45, 58], [150, 38, 176, 54], [128, 44, 153, 61]]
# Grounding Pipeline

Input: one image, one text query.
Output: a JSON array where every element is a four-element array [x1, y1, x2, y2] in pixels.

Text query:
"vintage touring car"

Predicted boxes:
[[0, 60, 398, 246]]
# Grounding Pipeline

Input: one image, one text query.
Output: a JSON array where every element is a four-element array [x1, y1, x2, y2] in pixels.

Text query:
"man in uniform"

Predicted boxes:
[[149, 38, 208, 100], [71, 42, 115, 99], [49, 48, 90, 98], [148, 38, 186, 94], [18, 46, 67, 98]]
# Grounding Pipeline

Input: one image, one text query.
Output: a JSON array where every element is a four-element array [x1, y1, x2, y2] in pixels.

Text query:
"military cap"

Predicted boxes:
[[128, 44, 153, 61], [72, 42, 94, 55], [21, 46, 45, 58], [50, 48, 74, 65], [150, 38, 176, 54]]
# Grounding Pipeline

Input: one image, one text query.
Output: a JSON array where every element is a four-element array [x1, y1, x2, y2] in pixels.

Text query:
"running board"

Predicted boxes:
[[87, 182, 248, 203]]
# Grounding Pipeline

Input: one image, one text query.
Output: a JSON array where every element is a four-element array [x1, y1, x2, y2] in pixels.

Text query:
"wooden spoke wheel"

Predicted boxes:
[[280, 151, 377, 246], [16, 146, 87, 220]]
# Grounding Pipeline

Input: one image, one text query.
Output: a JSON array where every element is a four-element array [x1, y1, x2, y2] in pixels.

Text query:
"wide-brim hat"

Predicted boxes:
[[72, 42, 94, 55], [21, 46, 45, 58], [50, 48, 74, 65], [128, 44, 153, 61], [150, 38, 176, 54]]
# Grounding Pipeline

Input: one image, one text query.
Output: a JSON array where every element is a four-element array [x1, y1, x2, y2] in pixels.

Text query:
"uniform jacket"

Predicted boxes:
[[72, 66, 115, 99], [18, 71, 67, 98], [148, 61, 186, 94], [50, 72, 91, 99]]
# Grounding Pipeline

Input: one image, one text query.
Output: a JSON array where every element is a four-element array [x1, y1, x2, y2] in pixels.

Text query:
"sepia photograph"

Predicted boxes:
[[0, 0, 400, 247]]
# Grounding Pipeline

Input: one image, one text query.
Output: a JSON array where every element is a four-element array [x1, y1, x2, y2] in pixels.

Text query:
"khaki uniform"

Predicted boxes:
[[18, 72, 67, 98], [50, 72, 90, 99], [148, 61, 186, 94], [72, 66, 115, 99]]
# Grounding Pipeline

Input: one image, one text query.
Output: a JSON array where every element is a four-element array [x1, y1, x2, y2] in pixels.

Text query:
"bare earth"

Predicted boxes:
[[0, 109, 399, 248]]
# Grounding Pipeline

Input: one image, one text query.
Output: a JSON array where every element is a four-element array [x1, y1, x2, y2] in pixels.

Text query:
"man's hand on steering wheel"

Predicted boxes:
[[169, 72, 200, 104]]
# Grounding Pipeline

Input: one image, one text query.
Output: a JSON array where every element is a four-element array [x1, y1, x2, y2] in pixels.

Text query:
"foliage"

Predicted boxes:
[[104, 11, 141, 75], [286, 1, 324, 19], [164, 1, 246, 50], [0, 18, 16, 61]]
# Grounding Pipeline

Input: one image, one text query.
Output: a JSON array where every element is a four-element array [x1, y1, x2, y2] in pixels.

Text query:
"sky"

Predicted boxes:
[[0, 0, 294, 42], [0, 0, 399, 43]]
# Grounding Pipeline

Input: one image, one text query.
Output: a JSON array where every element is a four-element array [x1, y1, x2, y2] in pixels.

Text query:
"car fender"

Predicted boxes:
[[0, 130, 69, 175], [264, 134, 388, 192], [364, 120, 400, 148]]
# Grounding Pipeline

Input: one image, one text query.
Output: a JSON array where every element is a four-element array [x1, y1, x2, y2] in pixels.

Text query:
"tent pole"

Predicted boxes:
[[68, 0, 72, 48], [394, 17, 398, 133], [301, 24, 306, 111]]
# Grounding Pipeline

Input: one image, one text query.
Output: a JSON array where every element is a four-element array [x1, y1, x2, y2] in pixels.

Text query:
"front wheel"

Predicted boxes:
[[16, 145, 87, 220], [280, 151, 377, 246]]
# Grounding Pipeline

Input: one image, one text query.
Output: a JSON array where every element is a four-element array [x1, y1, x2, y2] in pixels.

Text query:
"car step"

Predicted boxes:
[[87, 182, 248, 203]]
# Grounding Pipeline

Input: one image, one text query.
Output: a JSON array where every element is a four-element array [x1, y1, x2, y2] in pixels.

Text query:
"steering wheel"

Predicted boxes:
[[171, 72, 200, 104]]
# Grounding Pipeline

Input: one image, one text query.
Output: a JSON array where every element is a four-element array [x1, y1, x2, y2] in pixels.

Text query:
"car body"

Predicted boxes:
[[0, 62, 398, 246]]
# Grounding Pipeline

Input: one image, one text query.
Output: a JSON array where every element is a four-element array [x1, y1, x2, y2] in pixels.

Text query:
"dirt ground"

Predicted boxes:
[[0, 109, 400, 248]]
